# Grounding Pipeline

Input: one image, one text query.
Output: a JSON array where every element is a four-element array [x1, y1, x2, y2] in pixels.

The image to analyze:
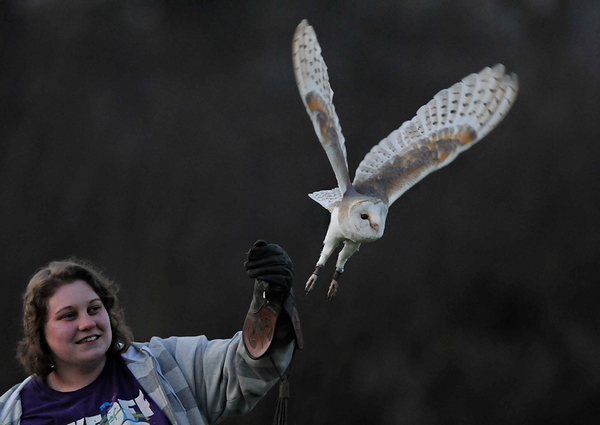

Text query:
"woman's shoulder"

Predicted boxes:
[[0, 376, 33, 421], [1, 377, 32, 402]]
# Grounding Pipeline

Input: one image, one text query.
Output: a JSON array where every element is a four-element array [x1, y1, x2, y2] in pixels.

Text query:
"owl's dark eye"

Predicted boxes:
[[360, 214, 368, 220]]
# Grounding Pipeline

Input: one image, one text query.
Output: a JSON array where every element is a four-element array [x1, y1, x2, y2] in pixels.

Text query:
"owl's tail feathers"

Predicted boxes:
[[308, 188, 342, 212], [411, 64, 519, 145]]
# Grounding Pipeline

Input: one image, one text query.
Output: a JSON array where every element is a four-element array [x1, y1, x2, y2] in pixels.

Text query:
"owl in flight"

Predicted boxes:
[[292, 20, 519, 299]]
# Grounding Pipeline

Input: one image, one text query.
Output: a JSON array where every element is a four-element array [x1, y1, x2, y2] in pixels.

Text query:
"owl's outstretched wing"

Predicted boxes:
[[353, 64, 519, 205], [293, 20, 352, 195]]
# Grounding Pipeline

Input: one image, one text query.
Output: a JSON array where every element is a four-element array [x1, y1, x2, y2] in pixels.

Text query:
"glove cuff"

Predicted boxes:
[[242, 280, 303, 359]]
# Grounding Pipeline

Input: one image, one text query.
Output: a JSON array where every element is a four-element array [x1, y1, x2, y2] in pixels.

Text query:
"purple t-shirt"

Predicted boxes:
[[20, 354, 170, 425]]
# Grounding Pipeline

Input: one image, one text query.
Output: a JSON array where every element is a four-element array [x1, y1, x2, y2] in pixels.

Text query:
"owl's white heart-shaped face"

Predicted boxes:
[[346, 199, 387, 242]]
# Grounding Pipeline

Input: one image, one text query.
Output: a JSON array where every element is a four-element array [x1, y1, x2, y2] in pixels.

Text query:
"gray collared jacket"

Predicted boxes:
[[0, 331, 294, 425]]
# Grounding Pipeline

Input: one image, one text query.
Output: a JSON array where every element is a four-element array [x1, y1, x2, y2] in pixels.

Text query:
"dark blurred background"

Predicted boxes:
[[1, 0, 599, 423]]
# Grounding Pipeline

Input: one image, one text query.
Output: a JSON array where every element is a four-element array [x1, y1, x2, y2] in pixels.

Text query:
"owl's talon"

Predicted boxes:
[[327, 269, 342, 300], [305, 266, 322, 294], [327, 280, 338, 300], [305, 274, 318, 294]]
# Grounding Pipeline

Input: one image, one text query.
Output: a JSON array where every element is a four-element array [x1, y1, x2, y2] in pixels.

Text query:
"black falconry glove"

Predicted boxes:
[[242, 240, 303, 359]]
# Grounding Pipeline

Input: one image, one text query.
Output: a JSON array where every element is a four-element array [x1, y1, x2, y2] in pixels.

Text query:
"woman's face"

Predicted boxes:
[[44, 280, 112, 374]]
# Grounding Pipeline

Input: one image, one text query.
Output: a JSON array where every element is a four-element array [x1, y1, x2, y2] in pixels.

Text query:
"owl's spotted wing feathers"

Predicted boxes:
[[354, 125, 478, 204], [293, 20, 352, 194], [444, 64, 518, 134], [353, 65, 518, 205]]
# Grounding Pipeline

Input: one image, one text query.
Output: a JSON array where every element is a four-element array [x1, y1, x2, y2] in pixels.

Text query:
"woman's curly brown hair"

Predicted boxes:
[[16, 258, 134, 377]]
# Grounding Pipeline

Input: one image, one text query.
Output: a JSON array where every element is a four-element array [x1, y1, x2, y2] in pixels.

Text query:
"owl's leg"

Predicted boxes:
[[327, 241, 361, 299], [326, 268, 342, 300], [306, 238, 341, 294], [305, 265, 321, 294]]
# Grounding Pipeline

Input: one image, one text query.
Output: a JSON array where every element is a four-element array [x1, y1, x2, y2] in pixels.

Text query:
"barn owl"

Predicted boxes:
[[292, 20, 519, 299]]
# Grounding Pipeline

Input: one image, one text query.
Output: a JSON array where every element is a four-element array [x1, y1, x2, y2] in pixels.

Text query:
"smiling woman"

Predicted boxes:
[[0, 243, 302, 425]]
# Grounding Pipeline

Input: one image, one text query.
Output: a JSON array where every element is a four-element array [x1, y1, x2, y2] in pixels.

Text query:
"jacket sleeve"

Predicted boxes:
[[146, 331, 294, 424]]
